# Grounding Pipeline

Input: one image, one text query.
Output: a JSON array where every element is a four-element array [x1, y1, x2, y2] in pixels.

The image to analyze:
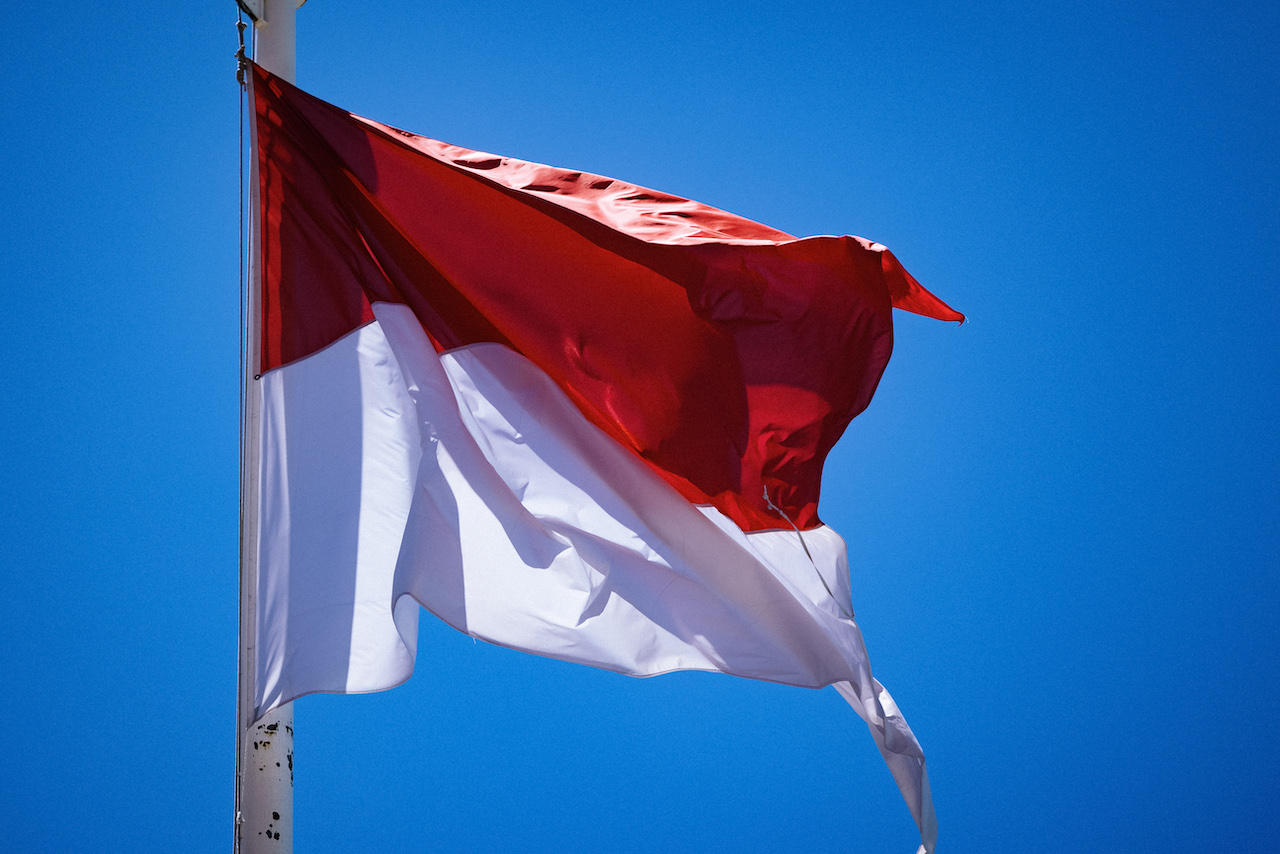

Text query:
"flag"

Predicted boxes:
[[248, 61, 960, 852]]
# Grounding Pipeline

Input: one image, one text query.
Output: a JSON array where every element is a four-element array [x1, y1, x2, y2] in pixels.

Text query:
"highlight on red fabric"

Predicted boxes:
[[252, 62, 962, 533]]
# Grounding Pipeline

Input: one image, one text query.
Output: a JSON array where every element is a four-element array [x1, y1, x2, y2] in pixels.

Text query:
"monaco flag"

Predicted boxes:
[[248, 62, 961, 852]]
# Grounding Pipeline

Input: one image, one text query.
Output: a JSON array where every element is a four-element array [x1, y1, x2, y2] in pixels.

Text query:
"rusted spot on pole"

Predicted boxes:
[[239, 704, 293, 852]]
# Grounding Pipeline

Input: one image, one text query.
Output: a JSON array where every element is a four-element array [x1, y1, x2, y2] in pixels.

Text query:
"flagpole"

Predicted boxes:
[[237, 2, 304, 852]]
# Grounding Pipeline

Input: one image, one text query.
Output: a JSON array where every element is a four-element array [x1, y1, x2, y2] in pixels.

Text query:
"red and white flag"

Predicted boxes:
[[248, 62, 960, 852]]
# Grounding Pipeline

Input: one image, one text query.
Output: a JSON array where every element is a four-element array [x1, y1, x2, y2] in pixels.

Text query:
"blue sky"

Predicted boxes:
[[1, 1, 1276, 851]]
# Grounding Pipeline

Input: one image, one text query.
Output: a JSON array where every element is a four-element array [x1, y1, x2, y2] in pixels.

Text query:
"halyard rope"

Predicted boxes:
[[763, 487, 854, 619]]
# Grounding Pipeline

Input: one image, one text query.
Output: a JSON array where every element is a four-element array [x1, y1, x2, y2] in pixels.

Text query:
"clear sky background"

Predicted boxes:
[[1, 1, 1276, 851]]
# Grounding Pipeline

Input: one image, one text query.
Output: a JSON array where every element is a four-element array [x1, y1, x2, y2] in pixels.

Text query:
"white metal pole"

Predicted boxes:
[[254, 0, 298, 84], [237, 2, 304, 852]]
